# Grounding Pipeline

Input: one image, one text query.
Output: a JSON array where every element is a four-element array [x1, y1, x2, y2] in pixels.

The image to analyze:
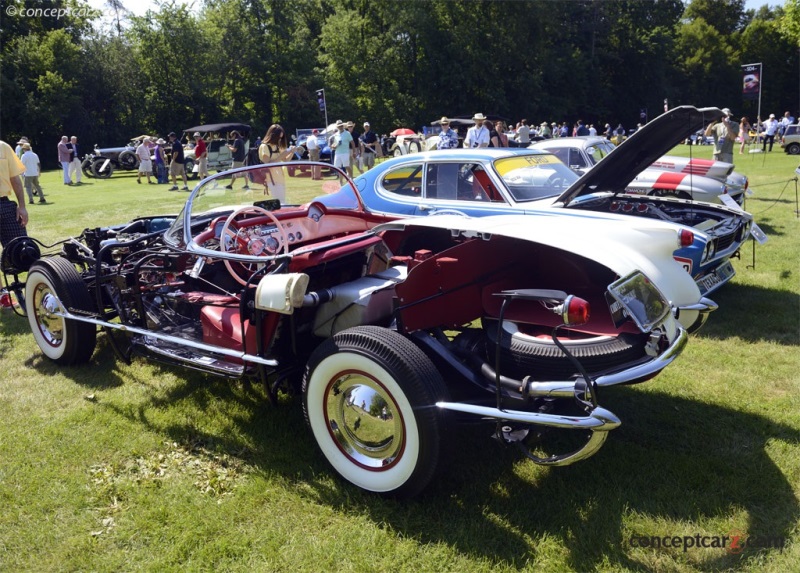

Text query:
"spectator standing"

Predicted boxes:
[[436, 117, 459, 149], [167, 132, 189, 191], [306, 129, 322, 180], [739, 116, 753, 154], [20, 143, 46, 204], [15, 138, 28, 158], [490, 121, 509, 147], [193, 132, 209, 179], [464, 113, 490, 148], [359, 122, 379, 170], [762, 114, 779, 152], [576, 120, 589, 136], [67, 136, 82, 185], [539, 122, 551, 139], [136, 137, 154, 184], [516, 120, 531, 145], [705, 107, 739, 163], [153, 138, 168, 184], [57, 136, 72, 185], [0, 139, 28, 249], [780, 111, 795, 136], [258, 124, 296, 201], [331, 120, 353, 181], [588, 124, 597, 136], [224, 130, 248, 190]]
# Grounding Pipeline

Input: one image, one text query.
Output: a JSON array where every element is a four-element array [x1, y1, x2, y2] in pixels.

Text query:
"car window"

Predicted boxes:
[[424, 162, 501, 203], [586, 143, 615, 164], [381, 164, 423, 197], [494, 154, 579, 202], [567, 149, 588, 168]]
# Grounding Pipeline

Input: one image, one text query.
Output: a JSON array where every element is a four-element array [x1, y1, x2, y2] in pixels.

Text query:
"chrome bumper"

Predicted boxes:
[[676, 298, 717, 334]]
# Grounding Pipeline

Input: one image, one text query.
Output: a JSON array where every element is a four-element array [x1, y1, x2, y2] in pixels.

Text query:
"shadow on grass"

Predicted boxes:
[[93, 367, 800, 571], [699, 282, 800, 346]]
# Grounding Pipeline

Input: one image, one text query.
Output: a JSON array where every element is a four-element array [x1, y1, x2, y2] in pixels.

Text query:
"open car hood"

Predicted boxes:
[[556, 106, 725, 206]]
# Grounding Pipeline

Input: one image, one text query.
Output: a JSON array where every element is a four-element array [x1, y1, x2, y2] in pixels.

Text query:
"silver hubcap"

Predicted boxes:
[[325, 372, 404, 469], [33, 285, 64, 347]]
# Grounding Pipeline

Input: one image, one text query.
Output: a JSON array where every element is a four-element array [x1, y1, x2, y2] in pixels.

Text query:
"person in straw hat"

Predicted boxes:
[[464, 113, 490, 148], [437, 117, 459, 150]]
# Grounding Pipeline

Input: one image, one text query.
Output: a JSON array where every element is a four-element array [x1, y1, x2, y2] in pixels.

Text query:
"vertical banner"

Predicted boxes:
[[742, 63, 762, 100]]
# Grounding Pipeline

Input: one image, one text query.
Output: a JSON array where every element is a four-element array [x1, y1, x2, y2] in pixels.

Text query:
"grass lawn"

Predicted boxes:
[[1, 148, 799, 573]]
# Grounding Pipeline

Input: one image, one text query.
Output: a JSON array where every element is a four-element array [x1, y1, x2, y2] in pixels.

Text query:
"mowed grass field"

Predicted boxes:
[[0, 147, 798, 573]]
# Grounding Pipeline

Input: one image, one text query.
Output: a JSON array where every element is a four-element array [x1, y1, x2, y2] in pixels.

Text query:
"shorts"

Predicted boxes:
[[138, 159, 153, 173], [197, 156, 208, 174], [333, 153, 350, 168], [169, 160, 185, 176], [232, 161, 245, 169], [308, 148, 321, 161]]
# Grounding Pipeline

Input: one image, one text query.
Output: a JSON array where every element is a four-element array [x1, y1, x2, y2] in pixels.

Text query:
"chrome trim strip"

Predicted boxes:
[[51, 309, 278, 367]]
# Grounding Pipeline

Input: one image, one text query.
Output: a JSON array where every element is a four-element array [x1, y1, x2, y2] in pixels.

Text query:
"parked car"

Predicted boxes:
[[182, 123, 251, 179], [87, 135, 155, 179], [11, 160, 694, 497], [530, 136, 748, 205], [780, 124, 800, 154], [352, 106, 753, 311]]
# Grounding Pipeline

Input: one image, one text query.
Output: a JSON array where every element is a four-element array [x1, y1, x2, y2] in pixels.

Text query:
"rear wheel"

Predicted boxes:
[[118, 150, 138, 170], [786, 142, 800, 155], [92, 158, 114, 178], [302, 326, 449, 498], [26, 257, 96, 365], [185, 158, 197, 180]]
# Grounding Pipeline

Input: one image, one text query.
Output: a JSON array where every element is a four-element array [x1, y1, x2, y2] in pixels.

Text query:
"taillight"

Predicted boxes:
[[679, 229, 694, 247], [558, 295, 590, 326]]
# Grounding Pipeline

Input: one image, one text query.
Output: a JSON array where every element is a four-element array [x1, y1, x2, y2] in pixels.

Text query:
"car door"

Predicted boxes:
[[417, 162, 508, 217]]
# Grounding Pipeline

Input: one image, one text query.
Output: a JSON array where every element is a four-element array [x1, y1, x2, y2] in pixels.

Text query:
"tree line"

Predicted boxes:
[[2, 0, 799, 168]]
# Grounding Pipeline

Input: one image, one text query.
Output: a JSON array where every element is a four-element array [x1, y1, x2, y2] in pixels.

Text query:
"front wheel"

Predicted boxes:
[[786, 142, 800, 155], [302, 326, 449, 498], [26, 257, 97, 365], [81, 158, 95, 178]]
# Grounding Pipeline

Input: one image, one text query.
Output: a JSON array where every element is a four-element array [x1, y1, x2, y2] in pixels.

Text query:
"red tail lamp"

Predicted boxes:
[[679, 229, 694, 247], [556, 295, 590, 326]]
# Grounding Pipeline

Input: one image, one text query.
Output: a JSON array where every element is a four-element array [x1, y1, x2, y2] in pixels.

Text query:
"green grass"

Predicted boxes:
[[1, 151, 799, 572]]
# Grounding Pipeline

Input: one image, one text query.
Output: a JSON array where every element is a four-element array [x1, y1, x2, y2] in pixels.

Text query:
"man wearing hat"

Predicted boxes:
[[167, 132, 189, 191], [331, 120, 353, 180], [359, 122, 379, 169], [762, 113, 780, 152], [20, 143, 46, 204], [704, 107, 739, 163], [464, 113, 490, 149], [436, 117, 459, 150], [193, 132, 209, 179], [136, 137, 154, 185], [0, 139, 28, 249]]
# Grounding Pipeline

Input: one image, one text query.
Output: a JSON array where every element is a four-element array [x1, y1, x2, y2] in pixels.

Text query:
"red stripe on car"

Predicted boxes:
[[654, 172, 685, 190]]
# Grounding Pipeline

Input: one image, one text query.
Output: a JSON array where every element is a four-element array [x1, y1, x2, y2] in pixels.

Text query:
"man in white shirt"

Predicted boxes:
[[306, 129, 321, 180], [762, 113, 780, 151], [515, 119, 531, 145], [780, 110, 795, 136], [20, 143, 45, 204], [464, 113, 490, 148]]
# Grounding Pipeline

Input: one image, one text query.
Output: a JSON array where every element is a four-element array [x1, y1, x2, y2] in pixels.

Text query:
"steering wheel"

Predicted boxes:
[[547, 175, 570, 189], [220, 205, 289, 285]]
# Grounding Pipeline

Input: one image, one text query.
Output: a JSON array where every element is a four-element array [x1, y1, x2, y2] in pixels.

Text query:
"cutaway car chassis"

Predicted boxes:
[[4, 165, 687, 497]]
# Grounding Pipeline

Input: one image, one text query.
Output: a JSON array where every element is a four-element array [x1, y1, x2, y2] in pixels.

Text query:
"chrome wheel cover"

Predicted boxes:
[[32, 284, 64, 347], [324, 371, 404, 470]]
